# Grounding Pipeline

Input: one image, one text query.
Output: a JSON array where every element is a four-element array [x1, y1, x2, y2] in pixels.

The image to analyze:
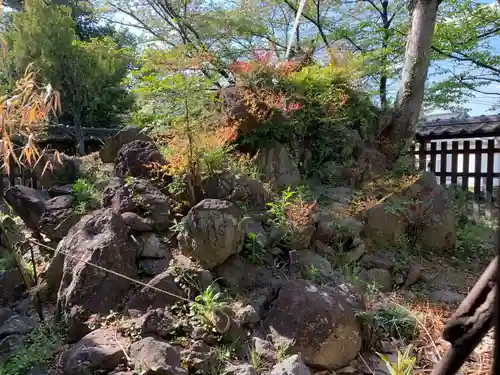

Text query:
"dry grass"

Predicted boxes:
[[383, 295, 493, 375], [347, 173, 421, 216], [78, 152, 114, 183]]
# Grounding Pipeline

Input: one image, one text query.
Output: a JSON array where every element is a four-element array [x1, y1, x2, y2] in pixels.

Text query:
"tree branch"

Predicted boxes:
[[282, 0, 330, 48]]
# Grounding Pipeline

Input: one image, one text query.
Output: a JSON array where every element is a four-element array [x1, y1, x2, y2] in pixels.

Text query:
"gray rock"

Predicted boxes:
[[39, 195, 83, 240], [0, 269, 25, 306], [256, 142, 301, 189], [129, 336, 187, 375], [264, 280, 361, 370], [121, 212, 154, 232], [241, 217, 268, 249], [132, 308, 174, 338], [347, 244, 366, 263], [252, 337, 276, 362], [138, 258, 170, 276], [56, 209, 137, 342], [138, 233, 170, 258], [215, 256, 277, 293], [270, 355, 311, 375], [292, 250, 340, 282], [4, 186, 50, 232], [0, 334, 26, 361], [429, 290, 465, 305], [223, 362, 259, 375], [127, 271, 185, 315], [102, 177, 136, 214], [359, 254, 394, 270], [234, 304, 260, 326], [181, 340, 217, 372], [402, 172, 457, 252], [361, 268, 392, 293], [100, 126, 152, 163], [178, 199, 244, 269], [362, 204, 407, 247], [128, 178, 173, 231], [63, 328, 128, 375], [32, 151, 79, 189], [0, 313, 37, 337], [114, 140, 166, 179]]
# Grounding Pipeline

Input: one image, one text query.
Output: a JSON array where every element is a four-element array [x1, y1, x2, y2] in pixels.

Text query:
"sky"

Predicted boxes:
[[110, 0, 500, 118], [3, 0, 498, 117]]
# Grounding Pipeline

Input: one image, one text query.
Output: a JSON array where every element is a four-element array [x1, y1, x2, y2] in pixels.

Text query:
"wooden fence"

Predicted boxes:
[[413, 138, 500, 200]]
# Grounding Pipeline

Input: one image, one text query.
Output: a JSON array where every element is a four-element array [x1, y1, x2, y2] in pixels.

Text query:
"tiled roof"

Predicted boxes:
[[416, 114, 500, 138]]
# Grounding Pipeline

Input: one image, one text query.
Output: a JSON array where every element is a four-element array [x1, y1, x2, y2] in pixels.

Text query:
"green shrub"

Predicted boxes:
[[0, 320, 64, 375], [71, 178, 99, 214], [372, 306, 418, 343]]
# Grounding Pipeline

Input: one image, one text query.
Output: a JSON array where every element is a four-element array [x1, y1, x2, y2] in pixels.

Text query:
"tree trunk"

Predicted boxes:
[[380, 0, 440, 162]]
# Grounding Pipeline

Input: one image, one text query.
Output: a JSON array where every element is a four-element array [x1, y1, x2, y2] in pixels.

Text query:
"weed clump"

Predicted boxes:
[[0, 320, 64, 375], [71, 177, 100, 214]]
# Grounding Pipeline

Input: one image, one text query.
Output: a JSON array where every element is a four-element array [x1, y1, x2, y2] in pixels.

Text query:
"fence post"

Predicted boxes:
[[474, 139, 482, 198], [463, 141, 470, 191], [440, 141, 448, 186], [418, 140, 427, 171], [451, 141, 459, 185], [487, 139, 495, 199]]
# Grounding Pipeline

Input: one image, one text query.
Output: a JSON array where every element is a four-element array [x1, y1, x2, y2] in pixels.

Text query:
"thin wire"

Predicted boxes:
[[285, 0, 307, 60], [28, 238, 192, 304]]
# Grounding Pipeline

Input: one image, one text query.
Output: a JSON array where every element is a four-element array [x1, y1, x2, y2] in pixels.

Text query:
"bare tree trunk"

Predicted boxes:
[[380, 0, 440, 161]]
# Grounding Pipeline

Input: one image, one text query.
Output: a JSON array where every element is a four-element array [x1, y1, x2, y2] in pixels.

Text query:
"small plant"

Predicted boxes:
[[266, 186, 295, 228], [275, 343, 290, 362], [189, 281, 227, 329], [169, 218, 185, 234], [0, 320, 64, 375], [456, 222, 492, 262], [200, 144, 235, 175], [249, 345, 264, 371], [301, 264, 321, 283], [372, 307, 418, 343], [377, 345, 416, 375], [242, 232, 264, 265], [71, 177, 99, 214], [0, 252, 17, 271]]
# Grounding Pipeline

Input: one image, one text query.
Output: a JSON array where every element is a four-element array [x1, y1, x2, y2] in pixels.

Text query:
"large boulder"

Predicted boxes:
[[39, 195, 83, 240], [57, 209, 137, 340], [102, 178, 173, 231], [348, 147, 387, 184], [32, 151, 80, 189], [100, 126, 153, 163], [102, 177, 136, 214], [270, 355, 311, 375], [263, 280, 362, 370], [178, 199, 244, 269], [127, 271, 186, 315], [114, 140, 166, 179], [63, 328, 128, 375], [256, 142, 301, 189], [402, 172, 457, 251], [200, 170, 236, 201], [215, 255, 277, 293], [0, 270, 25, 306], [229, 175, 271, 211], [127, 179, 173, 231], [362, 203, 407, 247], [129, 336, 187, 375], [4, 186, 50, 231]]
